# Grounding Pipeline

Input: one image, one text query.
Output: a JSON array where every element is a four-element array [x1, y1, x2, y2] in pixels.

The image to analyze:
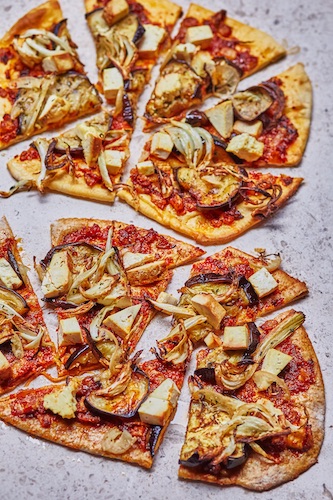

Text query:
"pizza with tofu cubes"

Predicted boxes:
[[0, 217, 55, 395], [35, 218, 203, 375], [0, 0, 101, 150], [84, 0, 182, 127], [178, 309, 325, 491], [143, 3, 286, 129], [0, 316, 190, 469]]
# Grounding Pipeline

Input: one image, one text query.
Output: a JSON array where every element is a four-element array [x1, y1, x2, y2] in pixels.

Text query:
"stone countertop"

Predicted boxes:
[[0, 0, 332, 498]]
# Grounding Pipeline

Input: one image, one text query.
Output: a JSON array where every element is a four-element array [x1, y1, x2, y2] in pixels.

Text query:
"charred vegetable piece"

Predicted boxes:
[[40, 241, 103, 269], [85, 369, 150, 419], [232, 86, 273, 122], [176, 168, 241, 211], [179, 451, 206, 468], [64, 344, 90, 370], [185, 110, 209, 127], [238, 276, 259, 306], [185, 273, 233, 288], [260, 81, 286, 129], [225, 443, 249, 469], [149, 425, 163, 457], [0, 285, 29, 315], [194, 367, 216, 385], [7, 249, 24, 284]]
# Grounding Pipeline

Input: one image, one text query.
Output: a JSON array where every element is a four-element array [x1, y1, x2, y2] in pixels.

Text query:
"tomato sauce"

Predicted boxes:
[[19, 146, 40, 162], [114, 224, 174, 251], [0, 114, 19, 144], [0, 47, 14, 65], [62, 224, 111, 247], [259, 116, 298, 164], [141, 358, 185, 391]]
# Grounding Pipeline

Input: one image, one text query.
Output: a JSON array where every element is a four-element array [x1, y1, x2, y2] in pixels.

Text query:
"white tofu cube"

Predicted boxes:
[[41, 250, 70, 299], [0, 351, 12, 381], [206, 101, 234, 139], [76, 123, 103, 167], [151, 132, 174, 160], [248, 267, 278, 298], [103, 67, 124, 103], [174, 42, 197, 60], [226, 133, 264, 162], [103, 149, 125, 175], [103, 0, 129, 26], [121, 251, 154, 270], [58, 317, 83, 347], [103, 304, 141, 338], [138, 24, 166, 58], [150, 378, 180, 407], [157, 292, 178, 306], [138, 396, 173, 426], [186, 25, 213, 48], [43, 382, 77, 419], [42, 53, 75, 74], [262, 348, 292, 375], [99, 282, 130, 307], [191, 50, 212, 77], [137, 160, 155, 176], [233, 120, 263, 138], [223, 325, 250, 350], [191, 293, 226, 330], [204, 332, 222, 349], [0, 257, 22, 289]]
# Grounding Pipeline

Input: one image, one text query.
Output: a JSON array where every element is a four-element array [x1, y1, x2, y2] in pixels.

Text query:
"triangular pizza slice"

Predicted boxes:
[[143, 3, 286, 129], [0, 329, 190, 469], [6, 111, 131, 203], [178, 309, 325, 491], [0, 0, 101, 150], [0, 216, 55, 395], [36, 218, 203, 375]]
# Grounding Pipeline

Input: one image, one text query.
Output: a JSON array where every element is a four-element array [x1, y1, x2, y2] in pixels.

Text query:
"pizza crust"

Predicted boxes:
[[179, 319, 325, 491], [119, 176, 303, 245]]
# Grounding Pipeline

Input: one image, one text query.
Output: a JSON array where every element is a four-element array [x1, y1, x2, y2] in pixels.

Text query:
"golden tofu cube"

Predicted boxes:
[[233, 119, 263, 138], [248, 267, 278, 298], [206, 101, 234, 139], [138, 24, 166, 58], [186, 25, 213, 48], [58, 317, 83, 347], [191, 293, 226, 330], [137, 160, 155, 176], [223, 325, 250, 350], [42, 53, 75, 74], [103, 67, 124, 103], [103, 0, 129, 26], [204, 332, 222, 349], [103, 149, 125, 175], [151, 132, 174, 160], [226, 133, 264, 162]]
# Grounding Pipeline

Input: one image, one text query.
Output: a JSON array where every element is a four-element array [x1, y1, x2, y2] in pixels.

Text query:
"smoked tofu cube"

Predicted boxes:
[[138, 396, 173, 426], [58, 317, 83, 347], [103, 67, 124, 103], [0, 351, 12, 381], [174, 42, 197, 60], [41, 250, 70, 299], [206, 101, 234, 139], [125, 259, 166, 285], [262, 348, 292, 375], [233, 119, 263, 138], [99, 282, 131, 307], [157, 292, 178, 306], [0, 257, 22, 289], [138, 24, 166, 58], [204, 332, 222, 349], [103, 304, 141, 338], [186, 25, 213, 48], [43, 382, 78, 419], [137, 160, 155, 176], [226, 133, 264, 162], [150, 378, 180, 407], [103, 149, 125, 175], [151, 132, 174, 160], [191, 294, 226, 330], [121, 251, 155, 270], [103, 0, 129, 26], [42, 53, 75, 74], [248, 267, 278, 298], [76, 123, 103, 167], [223, 325, 250, 350]]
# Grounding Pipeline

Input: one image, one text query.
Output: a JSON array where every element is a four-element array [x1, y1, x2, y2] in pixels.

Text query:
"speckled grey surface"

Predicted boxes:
[[0, 0, 332, 498]]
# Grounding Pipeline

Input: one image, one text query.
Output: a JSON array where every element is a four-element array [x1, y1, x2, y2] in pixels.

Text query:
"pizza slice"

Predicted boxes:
[[84, 0, 182, 128], [119, 160, 302, 245], [143, 3, 286, 129], [186, 63, 311, 167], [6, 111, 131, 202], [148, 246, 308, 344], [178, 309, 325, 491], [0, 0, 101, 150], [36, 218, 204, 375], [0, 216, 55, 395], [0, 332, 190, 468]]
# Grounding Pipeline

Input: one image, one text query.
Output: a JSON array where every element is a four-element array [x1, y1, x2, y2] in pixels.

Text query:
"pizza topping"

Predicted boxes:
[[205, 101, 234, 139], [103, 67, 124, 103], [151, 131, 174, 160], [138, 24, 166, 58], [191, 294, 226, 329], [101, 428, 136, 455], [226, 133, 264, 162], [148, 299, 195, 319], [41, 249, 71, 299], [125, 259, 166, 285], [247, 267, 278, 298], [138, 378, 180, 426], [185, 25, 214, 49], [43, 380, 78, 419], [103, 304, 141, 339], [0, 257, 23, 289], [223, 325, 250, 350], [0, 286, 29, 315], [232, 87, 273, 122], [58, 317, 84, 347], [103, 0, 130, 27], [233, 119, 263, 138], [0, 351, 12, 381]]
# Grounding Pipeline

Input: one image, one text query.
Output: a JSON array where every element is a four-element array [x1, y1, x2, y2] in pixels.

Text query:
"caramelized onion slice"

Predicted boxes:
[[185, 273, 233, 288], [232, 86, 273, 122], [0, 285, 29, 315]]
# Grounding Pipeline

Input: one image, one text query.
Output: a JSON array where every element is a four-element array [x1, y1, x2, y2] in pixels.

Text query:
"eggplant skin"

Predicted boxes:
[[149, 425, 163, 457], [194, 367, 216, 385], [238, 276, 259, 306], [225, 444, 249, 470], [179, 452, 206, 468], [185, 272, 233, 288]]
